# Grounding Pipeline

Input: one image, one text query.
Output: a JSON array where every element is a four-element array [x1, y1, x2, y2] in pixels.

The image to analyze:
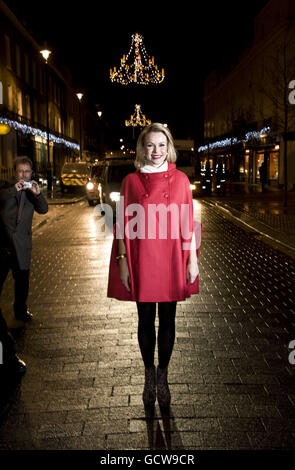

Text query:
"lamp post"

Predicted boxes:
[[76, 93, 83, 160], [40, 48, 52, 191]]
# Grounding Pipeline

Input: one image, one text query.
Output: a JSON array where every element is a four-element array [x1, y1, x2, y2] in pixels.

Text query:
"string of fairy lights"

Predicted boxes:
[[0, 116, 80, 150], [198, 127, 271, 153]]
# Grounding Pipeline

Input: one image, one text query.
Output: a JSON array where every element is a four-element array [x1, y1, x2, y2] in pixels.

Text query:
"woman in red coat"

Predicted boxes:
[[107, 123, 201, 408]]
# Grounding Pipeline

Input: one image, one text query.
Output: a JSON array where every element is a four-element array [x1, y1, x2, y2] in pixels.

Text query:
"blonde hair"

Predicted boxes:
[[135, 123, 177, 169]]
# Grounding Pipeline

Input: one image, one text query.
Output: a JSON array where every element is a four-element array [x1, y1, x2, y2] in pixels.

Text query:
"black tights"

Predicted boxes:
[[136, 301, 177, 369]]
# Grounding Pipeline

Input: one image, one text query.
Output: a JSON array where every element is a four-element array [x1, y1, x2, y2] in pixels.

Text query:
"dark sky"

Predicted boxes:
[[5, 0, 269, 144]]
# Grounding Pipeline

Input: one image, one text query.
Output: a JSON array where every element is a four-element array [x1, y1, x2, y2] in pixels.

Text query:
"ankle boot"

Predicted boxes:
[[142, 365, 156, 406], [157, 365, 171, 407]]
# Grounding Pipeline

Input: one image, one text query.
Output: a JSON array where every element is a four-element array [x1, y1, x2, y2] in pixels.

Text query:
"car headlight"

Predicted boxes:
[[190, 184, 196, 190], [87, 182, 94, 190], [110, 191, 120, 202]]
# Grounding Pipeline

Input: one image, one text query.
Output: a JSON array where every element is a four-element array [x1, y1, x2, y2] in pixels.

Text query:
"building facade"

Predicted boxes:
[[0, 0, 81, 181], [201, 0, 295, 189]]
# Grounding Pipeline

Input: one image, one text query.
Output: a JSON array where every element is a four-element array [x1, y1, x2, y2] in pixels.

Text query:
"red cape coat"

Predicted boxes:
[[107, 163, 202, 302]]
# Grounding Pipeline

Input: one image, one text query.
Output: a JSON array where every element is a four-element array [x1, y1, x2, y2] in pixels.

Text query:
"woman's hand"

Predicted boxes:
[[119, 257, 131, 292], [187, 256, 199, 284]]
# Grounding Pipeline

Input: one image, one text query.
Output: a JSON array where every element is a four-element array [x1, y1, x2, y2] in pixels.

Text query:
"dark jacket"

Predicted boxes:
[[0, 179, 48, 270]]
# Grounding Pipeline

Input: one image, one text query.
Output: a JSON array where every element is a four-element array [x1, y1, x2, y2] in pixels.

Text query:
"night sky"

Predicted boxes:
[[4, 0, 269, 146]]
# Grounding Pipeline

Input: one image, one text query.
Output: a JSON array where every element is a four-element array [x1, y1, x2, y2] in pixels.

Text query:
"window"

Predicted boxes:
[[268, 151, 279, 180], [54, 81, 57, 103], [39, 68, 43, 93], [16, 44, 21, 77], [5, 35, 11, 68], [33, 98, 38, 124], [17, 89, 23, 116], [69, 117, 74, 138], [25, 95, 31, 119], [24, 54, 30, 83], [32, 61, 36, 88], [57, 86, 61, 106], [7, 84, 13, 110]]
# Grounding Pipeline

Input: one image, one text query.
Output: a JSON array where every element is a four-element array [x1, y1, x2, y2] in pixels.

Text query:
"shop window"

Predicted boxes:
[[268, 151, 279, 180], [256, 153, 265, 182], [244, 154, 249, 181]]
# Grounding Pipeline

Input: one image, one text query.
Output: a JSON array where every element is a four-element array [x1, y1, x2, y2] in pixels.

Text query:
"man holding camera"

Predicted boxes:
[[0, 156, 48, 376]]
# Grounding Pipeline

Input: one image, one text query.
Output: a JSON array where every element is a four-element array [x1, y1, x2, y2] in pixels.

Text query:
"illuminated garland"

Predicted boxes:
[[198, 127, 271, 152], [245, 126, 270, 141], [198, 137, 239, 153], [110, 33, 165, 85], [0, 117, 79, 150], [125, 104, 151, 127]]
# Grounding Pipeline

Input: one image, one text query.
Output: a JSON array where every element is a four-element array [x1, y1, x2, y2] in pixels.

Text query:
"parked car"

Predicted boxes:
[[60, 162, 92, 192], [85, 162, 105, 206]]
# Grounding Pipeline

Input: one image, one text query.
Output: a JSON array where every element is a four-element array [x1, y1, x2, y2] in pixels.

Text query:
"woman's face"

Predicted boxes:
[[144, 131, 168, 167]]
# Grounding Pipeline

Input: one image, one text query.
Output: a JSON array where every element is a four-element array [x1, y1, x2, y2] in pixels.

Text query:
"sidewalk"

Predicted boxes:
[[200, 183, 295, 258], [40, 183, 86, 205], [32, 184, 86, 231]]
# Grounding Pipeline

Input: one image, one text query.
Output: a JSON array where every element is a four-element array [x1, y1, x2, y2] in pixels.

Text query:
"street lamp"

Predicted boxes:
[[40, 48, 52, 191], [40, 49, 51, 63], [0, 123, 11, 135], [97, 111, 102, 118], [76, 93, 83, 160]]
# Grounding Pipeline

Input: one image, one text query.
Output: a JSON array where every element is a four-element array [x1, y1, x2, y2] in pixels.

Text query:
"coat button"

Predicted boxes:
[[144, 175, 149, 180], [145, 193, 149, 198], [164, 174, 168, 178], [164, 193, 168, 198]]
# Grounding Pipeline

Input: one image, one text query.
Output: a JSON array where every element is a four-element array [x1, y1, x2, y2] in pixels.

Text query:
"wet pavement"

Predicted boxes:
[[0, 195, 295, 450], [201, 184, 295, 258], [41, 183, 86, 204]]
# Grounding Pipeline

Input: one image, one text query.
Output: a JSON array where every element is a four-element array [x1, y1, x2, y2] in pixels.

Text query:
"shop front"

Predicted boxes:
[[241, 145, 279, 186]]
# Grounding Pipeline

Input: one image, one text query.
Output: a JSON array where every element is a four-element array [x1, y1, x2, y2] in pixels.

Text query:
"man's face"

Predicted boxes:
[[16, 164, 32, 182]]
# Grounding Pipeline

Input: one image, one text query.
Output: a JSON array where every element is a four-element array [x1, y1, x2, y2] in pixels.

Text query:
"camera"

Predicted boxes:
[[23, 181, 32, 189]]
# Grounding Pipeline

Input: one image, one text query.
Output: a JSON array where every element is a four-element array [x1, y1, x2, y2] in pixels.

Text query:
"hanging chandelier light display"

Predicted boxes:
[[110, 33, 165, 85], [125, 104, 151, 127]]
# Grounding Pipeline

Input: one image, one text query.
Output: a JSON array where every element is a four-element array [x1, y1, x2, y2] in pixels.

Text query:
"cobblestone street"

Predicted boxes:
[[0, 198, 295, 450]]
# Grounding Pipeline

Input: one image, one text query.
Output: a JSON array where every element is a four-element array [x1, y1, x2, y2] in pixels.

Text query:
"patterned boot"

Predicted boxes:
[[157, 365, 171, 408], [142, 365, 156, 407]]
